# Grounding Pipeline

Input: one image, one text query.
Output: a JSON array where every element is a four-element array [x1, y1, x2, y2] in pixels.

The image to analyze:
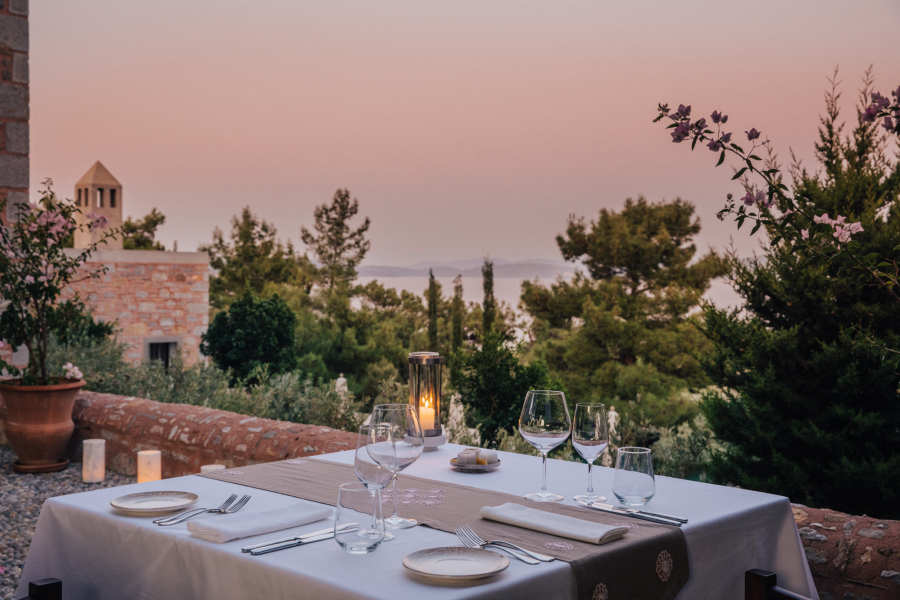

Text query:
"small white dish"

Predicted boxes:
[[402, 547, 509, 581], [450, 458, 501, 473], [111, 491, 200, 514]]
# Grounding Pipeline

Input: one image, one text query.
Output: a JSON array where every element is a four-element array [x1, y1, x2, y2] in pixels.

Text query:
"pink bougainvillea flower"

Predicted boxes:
[[671, 120, 691, 143], [884, 116, 895, 131], [711, 111, 723, 123], [862, 105, 879, 123], [693, 118, 707, 131], [846, 222, 864, 234], [741, 192, 755, 206], [801, 229, 809, 240], [707, 140, 721, 151], [677, 104, 691, 118], [720, 132, 732, 143], [24, 275, 35, 284], [893, 85, 900, 99], [745, 128, 761, 141], [813, 214, 832, 225]]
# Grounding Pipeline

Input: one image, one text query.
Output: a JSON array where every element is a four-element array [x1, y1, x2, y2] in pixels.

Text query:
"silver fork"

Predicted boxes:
[[454, 526, 539, 565], [458, 524, 555, 562], [157, 495, 250, 525], [153, 494, 237, 525]]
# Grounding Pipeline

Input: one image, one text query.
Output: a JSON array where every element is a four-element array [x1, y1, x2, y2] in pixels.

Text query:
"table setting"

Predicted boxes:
[[16, 351, 817, 600]]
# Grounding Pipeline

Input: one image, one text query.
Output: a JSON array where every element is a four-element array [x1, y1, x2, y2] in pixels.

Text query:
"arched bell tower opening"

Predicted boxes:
[[73, 160, 124, 249]]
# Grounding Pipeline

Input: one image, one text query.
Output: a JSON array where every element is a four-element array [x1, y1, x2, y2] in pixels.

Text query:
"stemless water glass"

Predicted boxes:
[[335, 482, 384, 554], [572, 403, 608, 504], [612, 447, 656, 505], [518, 390, 571, 502], [366, 404, 424, 529], [354, 426, 394, 541]]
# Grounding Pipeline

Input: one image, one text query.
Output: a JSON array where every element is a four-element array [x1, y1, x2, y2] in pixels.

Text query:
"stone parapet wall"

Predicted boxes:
[[792, 503, 899, 600], [0, 391, 359, 478]]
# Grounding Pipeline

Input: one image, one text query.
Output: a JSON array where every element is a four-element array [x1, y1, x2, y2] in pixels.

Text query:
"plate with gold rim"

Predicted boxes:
[[402, 547, 509, 581], [111, 491, 200, 514]]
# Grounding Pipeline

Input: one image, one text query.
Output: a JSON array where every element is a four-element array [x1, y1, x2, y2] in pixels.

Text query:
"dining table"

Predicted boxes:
[[17, 443, 817, 599]]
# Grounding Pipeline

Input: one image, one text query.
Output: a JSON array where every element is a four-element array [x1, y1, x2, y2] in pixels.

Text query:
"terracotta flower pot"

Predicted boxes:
[[0, 378, 87, 473]]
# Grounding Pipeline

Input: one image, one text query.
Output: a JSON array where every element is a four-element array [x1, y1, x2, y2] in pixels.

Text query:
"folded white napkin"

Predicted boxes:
[[480, 503, 629, 545], [187, 503, 332, 543]]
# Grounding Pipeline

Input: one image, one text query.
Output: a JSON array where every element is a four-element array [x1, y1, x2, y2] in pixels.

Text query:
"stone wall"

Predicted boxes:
[[0, 0, 28, 226], [62, 249, 210, 365], [1, 391, 358, 477]]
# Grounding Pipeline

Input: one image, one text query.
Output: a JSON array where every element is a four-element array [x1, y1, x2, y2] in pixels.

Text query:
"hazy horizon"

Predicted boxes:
[[29, 1, 900, 267]]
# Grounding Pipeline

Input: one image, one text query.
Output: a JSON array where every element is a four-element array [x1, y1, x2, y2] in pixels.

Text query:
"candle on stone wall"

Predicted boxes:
[[200, 464, 226, 474], [137, 450, 162, 483], [82, 439, 106, 483]]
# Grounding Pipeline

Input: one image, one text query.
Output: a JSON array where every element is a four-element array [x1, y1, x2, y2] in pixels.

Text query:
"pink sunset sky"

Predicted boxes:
[[29, 0, 900, 268]]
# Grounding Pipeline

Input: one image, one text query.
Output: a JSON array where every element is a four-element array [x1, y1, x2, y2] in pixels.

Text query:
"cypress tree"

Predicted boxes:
[[427, 269, 439, 350], [450, 275, 465, 385], [482, 259, 497, 335]]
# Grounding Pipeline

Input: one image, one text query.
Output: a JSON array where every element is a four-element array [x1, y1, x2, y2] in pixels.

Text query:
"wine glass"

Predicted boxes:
[[572, 403, 608, 504], [366, 404, 424, 529], [354, 426, 395, 541], [518, 390, 571, 502]]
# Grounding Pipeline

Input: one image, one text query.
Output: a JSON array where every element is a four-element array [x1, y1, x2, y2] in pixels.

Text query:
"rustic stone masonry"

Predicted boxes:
[[0, 0, 28, 227], [792, 503, 899, 599], [62, 249, 210, 365], [0, 391, 358, 477]]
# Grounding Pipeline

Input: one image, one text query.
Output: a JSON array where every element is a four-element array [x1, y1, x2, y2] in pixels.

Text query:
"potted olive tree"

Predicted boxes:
[[0, 182, 116, 472]]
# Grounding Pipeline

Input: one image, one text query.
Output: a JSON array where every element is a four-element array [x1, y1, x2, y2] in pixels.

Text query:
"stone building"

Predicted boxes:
[[73, 160, 124, 249], [0, 0, 28, 226]]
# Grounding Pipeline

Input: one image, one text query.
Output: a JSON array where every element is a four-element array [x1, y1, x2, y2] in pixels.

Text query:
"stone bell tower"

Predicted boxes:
[[73, 160, 123, 249]]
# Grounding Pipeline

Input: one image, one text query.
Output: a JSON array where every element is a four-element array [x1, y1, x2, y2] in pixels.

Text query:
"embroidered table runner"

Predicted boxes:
[[201, 459, 689, 600]]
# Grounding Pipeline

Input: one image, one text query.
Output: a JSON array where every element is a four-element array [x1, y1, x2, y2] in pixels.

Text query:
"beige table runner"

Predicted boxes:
[[201, 459, 689, 600]]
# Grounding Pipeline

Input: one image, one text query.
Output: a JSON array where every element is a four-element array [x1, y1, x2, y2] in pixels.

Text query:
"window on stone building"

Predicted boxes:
[[77, 189, 82, 206], [149, 342, 176, 371], [110, 189, 117, 208], [97, 188, 104, 208]]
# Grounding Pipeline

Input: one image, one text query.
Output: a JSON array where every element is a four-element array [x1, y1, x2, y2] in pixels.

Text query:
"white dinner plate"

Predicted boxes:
[[110, 491, 200, 514], [450, 458, 501, 473], [402, 547, 509, 581]]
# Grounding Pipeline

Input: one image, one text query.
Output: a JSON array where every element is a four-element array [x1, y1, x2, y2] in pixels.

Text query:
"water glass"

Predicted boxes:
[[518, 390, 571, 502], [612, 447, 656, 505], [335, 482, 384, 554], [572, 403, 608, 504]]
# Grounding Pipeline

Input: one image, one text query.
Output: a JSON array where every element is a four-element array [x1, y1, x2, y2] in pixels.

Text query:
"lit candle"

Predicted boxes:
[[419, 397, 435, 430], [82, 439, 106, 483], [200, 464, 226, 474], [137, 450, 162, 483]]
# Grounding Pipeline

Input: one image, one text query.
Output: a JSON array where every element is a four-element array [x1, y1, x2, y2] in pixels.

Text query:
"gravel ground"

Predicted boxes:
[[0, 446, 135, 600]]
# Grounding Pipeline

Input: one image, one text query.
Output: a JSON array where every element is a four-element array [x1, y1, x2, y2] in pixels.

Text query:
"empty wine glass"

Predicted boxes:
[[335, 482, 384, 554], [612, 447, 656, 505], [366, 404, 424, 529], [354, 426, 394, 541], [572, 402, 608, 504], [518, 390, 571, 502]]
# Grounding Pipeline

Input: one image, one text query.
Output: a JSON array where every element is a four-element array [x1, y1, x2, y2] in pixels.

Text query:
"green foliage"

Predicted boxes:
[[122, 208, 167, 251], [481, 259, 497, 334], [201, 290, 298, 384], [202, 207, 315, 309], [427, 269, 439, 350], [522, 197, 725, 418], [699, 76, 900, 518], [300, 189, 371, 292], [450, 276, 465, 386], [47, 299, 115, 345], [454, 331, 556, 447], [47, 333, 362, 432]]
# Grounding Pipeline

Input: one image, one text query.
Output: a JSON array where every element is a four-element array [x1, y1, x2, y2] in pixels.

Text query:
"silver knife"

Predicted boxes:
[[250, 530, 357, 555], [594, 504, 688, 524], [241, 523, 359, 553], [578, 501, 682, 527]]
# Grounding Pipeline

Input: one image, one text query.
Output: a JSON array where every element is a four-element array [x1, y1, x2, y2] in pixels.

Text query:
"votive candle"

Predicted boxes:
[[200, 464, 226, 474], [419, 398, 435, 430], [82, 439, 106, 483], [137, 450, 162, 483]]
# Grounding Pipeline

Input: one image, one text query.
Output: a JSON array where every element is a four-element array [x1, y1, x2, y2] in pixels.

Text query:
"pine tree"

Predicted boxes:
[[427, 269, 439, 350], [121, 208, 167, 251], [482, 259, 497, 335], [450, 275, 465, 385], [699, 73, 900, 518], [300, 189, 371, 292]]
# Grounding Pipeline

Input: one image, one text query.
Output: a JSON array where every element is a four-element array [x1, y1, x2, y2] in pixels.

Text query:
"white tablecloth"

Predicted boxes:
[[17, 444, 816, 599]]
